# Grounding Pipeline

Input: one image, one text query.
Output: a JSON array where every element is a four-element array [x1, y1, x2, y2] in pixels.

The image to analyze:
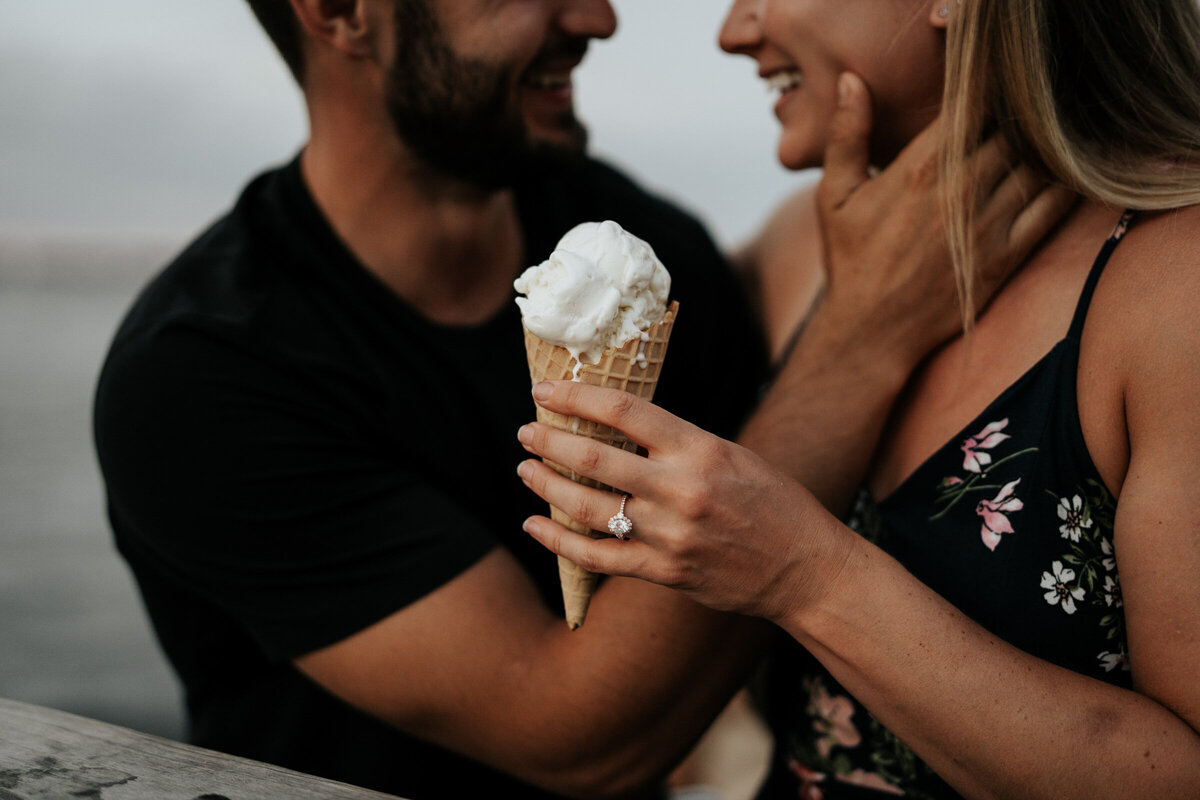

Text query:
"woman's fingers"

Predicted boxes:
[[516, 457, 657, 540], [529, 382, 698, 455], [522, 513, 657, 583], [517, 419, 655, 495], [517, 458, 676, 585]]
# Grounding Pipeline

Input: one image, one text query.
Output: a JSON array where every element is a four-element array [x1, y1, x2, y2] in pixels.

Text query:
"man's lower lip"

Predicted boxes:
[[524, 83, 574, 107]]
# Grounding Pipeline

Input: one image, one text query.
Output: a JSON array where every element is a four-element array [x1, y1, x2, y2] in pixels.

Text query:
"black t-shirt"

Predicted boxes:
[[94, 155, 767, 799]]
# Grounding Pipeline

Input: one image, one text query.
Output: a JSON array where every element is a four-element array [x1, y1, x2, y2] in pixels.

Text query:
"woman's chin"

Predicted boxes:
[[776, 140, 823, 172]]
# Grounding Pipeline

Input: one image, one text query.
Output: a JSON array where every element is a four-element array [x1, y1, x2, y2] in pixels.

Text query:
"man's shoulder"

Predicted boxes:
[[112, 162, 305, 343]]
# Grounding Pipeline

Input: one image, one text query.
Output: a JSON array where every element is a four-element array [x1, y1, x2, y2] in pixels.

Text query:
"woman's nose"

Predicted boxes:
[[718, 0, 764, 56]]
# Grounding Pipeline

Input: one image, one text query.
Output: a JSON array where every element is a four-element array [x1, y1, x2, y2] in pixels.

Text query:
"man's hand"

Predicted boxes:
[[739, 72, 1074, 514], [817, 71, 1076, 368]]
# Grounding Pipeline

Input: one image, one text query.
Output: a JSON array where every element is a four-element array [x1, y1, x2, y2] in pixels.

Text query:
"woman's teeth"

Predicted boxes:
[[766, 70, 804, 94]]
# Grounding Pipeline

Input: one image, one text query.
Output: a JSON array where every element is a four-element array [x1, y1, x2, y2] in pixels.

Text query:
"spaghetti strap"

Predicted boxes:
[[1066, 209, 1136, 342]]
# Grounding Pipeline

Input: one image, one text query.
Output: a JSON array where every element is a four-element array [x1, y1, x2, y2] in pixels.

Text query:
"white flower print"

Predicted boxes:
[[1098, 649, 1130, 673], [1041, 560, 1085, 614], [1102, 574, 1122, 608], [1100, 536, 1116, 571], [960, 419, 1011, 473], [1056, 495, 1093, 542]]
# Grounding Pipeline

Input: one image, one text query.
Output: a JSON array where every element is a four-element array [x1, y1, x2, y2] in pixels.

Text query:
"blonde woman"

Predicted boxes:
[[517, 1, 1200, 797]]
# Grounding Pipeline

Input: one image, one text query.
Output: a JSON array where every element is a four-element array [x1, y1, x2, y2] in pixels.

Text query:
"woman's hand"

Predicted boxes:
[[517, 380, 856, 624]]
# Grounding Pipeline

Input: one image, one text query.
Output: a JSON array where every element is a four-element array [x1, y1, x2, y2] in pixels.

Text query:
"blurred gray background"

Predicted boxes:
[[0, 0, 803, 744]]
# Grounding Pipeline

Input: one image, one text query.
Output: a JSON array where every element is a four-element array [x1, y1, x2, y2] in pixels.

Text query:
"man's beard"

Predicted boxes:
[[386, 0, 589, 190]]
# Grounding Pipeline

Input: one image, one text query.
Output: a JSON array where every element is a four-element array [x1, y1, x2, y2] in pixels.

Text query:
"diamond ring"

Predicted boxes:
[[607, 494, 633, 540]]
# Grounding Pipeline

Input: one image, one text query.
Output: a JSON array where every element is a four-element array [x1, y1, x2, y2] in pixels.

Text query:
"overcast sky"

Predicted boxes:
[[0, 1, 809, 250]]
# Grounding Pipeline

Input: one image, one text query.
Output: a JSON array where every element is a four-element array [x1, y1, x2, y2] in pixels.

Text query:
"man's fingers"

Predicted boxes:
[[964, 134, 1017, 205], [817, 72, 873, 210], [1007, 184, 1078, 261], [980, 162, 1045, 223], [978, 165, 1076, 264]]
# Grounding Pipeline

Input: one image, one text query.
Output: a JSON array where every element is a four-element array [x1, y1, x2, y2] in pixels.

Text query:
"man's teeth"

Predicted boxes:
[[766, 70, 803, 94], [526, 73, 571, 90]]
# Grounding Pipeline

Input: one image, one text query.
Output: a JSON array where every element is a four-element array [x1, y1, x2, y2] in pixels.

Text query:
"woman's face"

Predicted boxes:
[[720, 0, 947, 170]]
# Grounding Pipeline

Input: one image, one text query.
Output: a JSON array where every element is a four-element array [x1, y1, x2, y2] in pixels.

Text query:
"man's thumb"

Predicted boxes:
[[819, 72, 873, 208]]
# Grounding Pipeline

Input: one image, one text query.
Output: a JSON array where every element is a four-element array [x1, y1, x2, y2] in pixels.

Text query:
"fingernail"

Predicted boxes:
[[837, 73, 852, 108], [522, 518, 540, 535], [532, 382, 552, 402], [517, 424, 533, 444], [516, 461, 533, 481]]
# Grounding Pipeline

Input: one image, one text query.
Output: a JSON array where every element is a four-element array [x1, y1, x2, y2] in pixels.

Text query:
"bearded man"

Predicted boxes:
[[96, 3, 769, 797], [93, 2, 1060, 798]]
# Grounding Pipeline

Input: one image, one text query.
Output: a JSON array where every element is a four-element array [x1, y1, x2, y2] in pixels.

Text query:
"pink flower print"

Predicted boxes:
[[1057, 495, 1092, 542], [787, 759, 827, 800], [976, 478, 1023, 551], [961, 419, 1010, 473], [1041, 560, 1085, 614], [838, 770, 905, 795], [1111, 214, 1131, 240], [808, 684, 862, 758]]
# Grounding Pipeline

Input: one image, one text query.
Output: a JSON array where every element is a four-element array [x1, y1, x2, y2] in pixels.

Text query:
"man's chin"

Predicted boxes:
[[525, 113, 589, 158], [407, 117, 589, 191]]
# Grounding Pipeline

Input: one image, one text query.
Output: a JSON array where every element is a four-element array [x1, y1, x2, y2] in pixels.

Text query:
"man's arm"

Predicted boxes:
[[296, 548, 766, 798]]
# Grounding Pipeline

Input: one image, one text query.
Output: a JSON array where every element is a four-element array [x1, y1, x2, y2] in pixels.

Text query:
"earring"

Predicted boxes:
[[938, 5, 950, 17]]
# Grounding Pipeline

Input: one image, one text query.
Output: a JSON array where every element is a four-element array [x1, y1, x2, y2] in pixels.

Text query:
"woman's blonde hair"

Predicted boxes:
[[940, 0, 1200, 323]]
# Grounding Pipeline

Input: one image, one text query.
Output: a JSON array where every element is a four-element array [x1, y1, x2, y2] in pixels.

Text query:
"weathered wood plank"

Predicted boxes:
[[0, 698, 405, 799]]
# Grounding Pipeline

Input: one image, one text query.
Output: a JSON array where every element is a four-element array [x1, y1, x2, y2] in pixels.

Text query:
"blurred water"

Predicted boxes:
[[0, 236, 184, 738]]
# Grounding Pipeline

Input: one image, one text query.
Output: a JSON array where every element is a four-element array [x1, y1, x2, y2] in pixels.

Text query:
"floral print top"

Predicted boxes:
[[757, 212, 1136, 799]]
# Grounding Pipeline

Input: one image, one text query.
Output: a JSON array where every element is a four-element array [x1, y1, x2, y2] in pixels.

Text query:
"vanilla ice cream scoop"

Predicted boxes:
[[514, 220, 671, 370]]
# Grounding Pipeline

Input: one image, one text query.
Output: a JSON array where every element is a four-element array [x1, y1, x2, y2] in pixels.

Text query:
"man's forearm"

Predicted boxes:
[[739, 295, 911, 516]]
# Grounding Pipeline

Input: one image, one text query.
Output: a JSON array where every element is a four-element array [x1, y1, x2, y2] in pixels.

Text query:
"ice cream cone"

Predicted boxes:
[[522, 301, 678, 629]]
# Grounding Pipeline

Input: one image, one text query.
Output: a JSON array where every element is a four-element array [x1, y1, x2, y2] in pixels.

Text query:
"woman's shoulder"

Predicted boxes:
[[1123, 203, 1200, 269], [733, 180, 826, 357], [1098, 204, 1200, 333], [1090, 203, 1200, 446]]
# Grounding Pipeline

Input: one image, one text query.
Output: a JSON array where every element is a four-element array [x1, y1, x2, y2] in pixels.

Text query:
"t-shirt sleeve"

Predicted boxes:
[[95, 323, 496, 662]]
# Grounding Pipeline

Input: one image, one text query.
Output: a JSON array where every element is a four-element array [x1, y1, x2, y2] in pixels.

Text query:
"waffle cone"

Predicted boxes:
[[523, 301, 678, 629]]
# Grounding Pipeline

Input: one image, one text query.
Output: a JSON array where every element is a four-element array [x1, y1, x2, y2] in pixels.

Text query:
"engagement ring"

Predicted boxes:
[[607, 494, 633, 540]]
